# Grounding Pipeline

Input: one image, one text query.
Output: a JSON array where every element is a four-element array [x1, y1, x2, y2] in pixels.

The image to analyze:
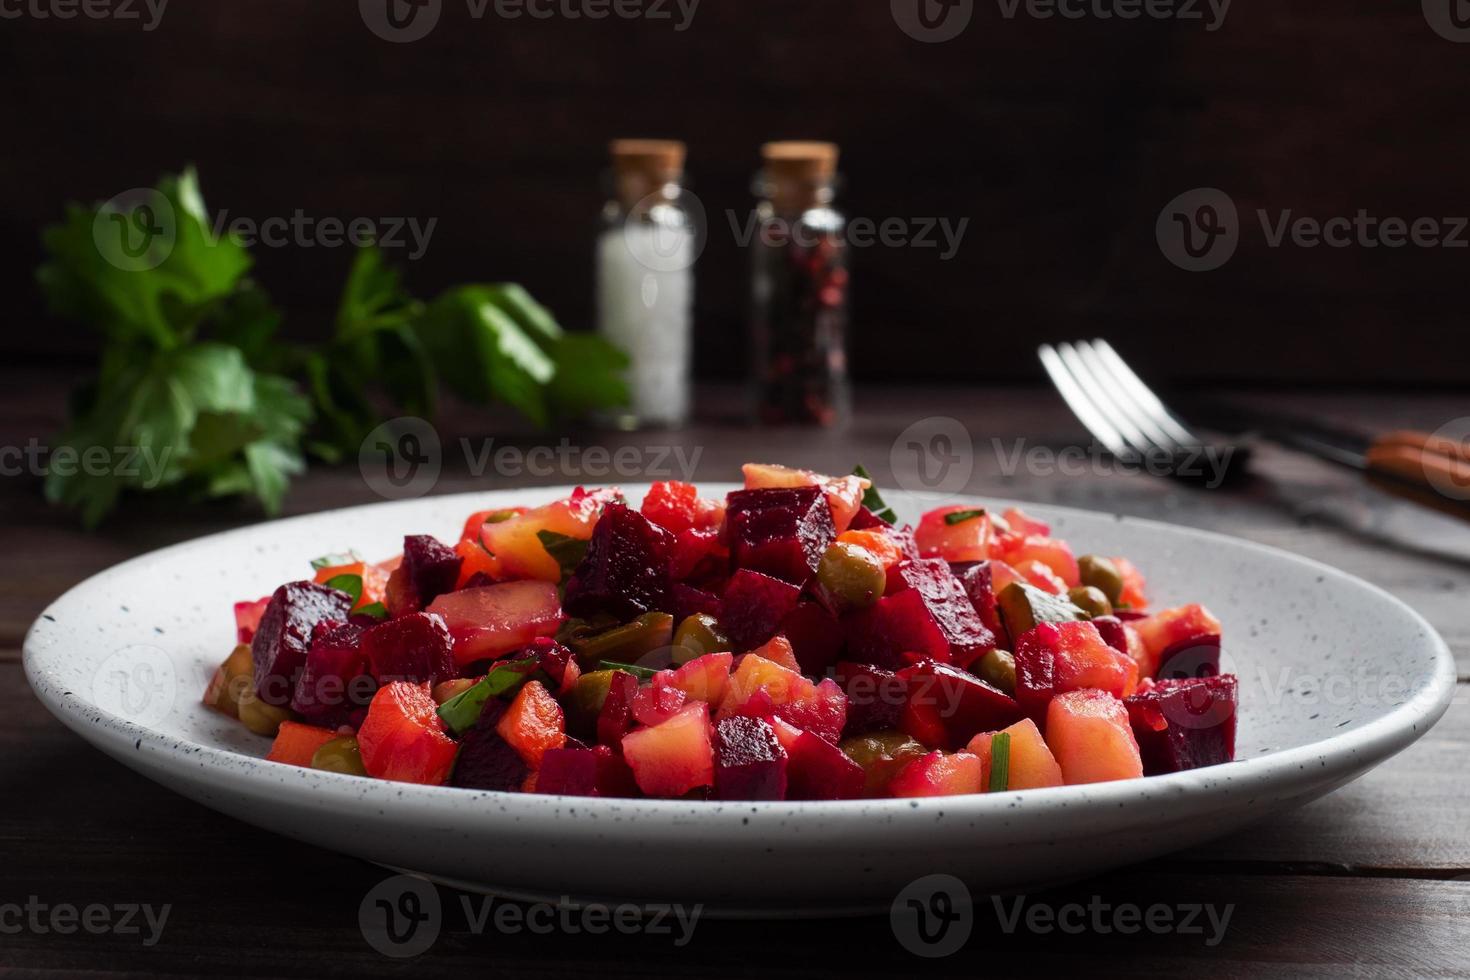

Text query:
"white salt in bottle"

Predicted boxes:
[[596, 140, 697, 428]]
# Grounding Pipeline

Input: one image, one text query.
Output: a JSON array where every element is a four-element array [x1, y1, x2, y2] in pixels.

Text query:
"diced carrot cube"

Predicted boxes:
[[267, 720, 339, 768], [496, 680, 566, 768], [358, 681, 458, 785]]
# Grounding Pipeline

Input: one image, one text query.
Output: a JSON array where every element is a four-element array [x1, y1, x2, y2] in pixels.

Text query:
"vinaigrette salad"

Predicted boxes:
[[205, 465, 1237, 799]]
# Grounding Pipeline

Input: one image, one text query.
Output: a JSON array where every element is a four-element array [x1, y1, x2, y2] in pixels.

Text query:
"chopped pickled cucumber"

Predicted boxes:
[[567, 612, 674, 667], [673, 613, 728, 663], [997, 581, 1090, 641]]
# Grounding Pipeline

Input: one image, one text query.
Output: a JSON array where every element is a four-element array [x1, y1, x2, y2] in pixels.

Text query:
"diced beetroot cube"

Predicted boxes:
[[786, 731, 865, 801], [451, 722, 529, 791], [719, 568, 802, 649], [564, 503, 673, 620], [670, 526, 727, 582], [898, 660, 1024, 750], [713, 716, 788, 800], [536, 747, 600, 796], [835, 661, 906, 736], [401, 534, 462, 606], [779, 602, 844, 674], [596, 671, 639, 747], [846, 504, 891, 530], [670, 582, 722, 622], [724, 486, 835, 586], [952, 560, 1005, 645], [893, 559, 995, 666], [291, 621, 373, 727], [526, 637, 578, 689], [773, 677, 847, 745], [1157, 634, 1223, 681], [843, 589, 950, 670], [632, 681, 689, 727], [1091, 615, 1130, 654], [1014, 621, 1139, 723], [1125, 674, 1238, 775], [591, 745, 641, 797], [251, 581, 353, 706], [361, 612, 457, 686], [234, 596, 271, 644]]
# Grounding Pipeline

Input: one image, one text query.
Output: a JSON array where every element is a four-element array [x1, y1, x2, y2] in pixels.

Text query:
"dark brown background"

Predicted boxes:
[[3, 0, 1468, 385]]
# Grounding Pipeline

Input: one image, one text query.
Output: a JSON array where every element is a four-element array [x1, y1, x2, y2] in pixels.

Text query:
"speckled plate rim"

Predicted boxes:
[[22, 489, 1458, 847]]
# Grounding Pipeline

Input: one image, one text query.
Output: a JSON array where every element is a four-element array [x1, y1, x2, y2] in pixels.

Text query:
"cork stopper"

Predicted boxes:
[[610, 139, 686, 209], [761, 141, 840, 181], [760, 141, 839, 211]]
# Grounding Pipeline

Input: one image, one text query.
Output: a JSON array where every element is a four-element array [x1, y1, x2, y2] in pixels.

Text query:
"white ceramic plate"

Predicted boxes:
[[25, 485, 1456, 914]]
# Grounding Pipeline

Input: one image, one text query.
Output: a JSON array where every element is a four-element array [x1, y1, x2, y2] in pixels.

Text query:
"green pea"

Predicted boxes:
[[816, 541, 887, 609], [976, 649, 1017, 695], [311, 737, 368, 776], [1067, 585, 1113, 619], [1078, 554, 1124, 605]]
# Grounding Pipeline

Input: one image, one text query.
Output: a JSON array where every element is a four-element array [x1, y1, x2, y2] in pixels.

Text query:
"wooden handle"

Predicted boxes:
[[1363, 429, 1470, 520]]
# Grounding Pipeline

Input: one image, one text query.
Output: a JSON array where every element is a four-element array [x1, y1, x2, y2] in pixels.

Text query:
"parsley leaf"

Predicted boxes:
[[536, 529, 589, 582], [852, 464, 898, 524]]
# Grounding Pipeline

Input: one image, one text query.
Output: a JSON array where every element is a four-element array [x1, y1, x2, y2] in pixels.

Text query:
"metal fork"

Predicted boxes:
[[1037, 339, 1248, 483]]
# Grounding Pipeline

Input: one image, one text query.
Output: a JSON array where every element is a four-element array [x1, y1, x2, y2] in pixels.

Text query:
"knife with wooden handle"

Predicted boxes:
[[1180, 401, 1470, 521]]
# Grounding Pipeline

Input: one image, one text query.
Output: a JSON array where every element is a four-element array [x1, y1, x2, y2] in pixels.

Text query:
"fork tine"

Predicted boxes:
[[1054, 341, 1158, 456], [1086, 339, 1202, 448], [1071, 341, 1187, 453], [1038, 343, 1137, 460]]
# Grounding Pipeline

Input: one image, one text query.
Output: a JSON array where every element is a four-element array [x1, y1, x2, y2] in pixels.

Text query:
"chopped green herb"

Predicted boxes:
[[852, 464, 897, 524], [436, 657, 539, 734], [944, 508, 986, 526], [311, 551, 360, 571], [355, 601, 389, 621], [988, 731, 1012, 792], [324, 573, 363, 605], [597, 660, 659, 682], [536, 529, 588, 582]]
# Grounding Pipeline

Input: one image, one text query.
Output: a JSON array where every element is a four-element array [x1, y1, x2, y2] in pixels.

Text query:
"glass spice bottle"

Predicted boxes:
[[749, 141, 850, 427], [596, 139, 696, 428]]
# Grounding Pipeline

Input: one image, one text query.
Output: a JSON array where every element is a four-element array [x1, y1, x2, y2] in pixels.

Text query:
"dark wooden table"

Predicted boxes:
[[3, 371, 1467, 977]]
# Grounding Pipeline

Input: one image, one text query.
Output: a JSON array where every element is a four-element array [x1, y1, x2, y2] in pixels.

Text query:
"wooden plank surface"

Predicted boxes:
[[2, 374, 1467, 975]]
